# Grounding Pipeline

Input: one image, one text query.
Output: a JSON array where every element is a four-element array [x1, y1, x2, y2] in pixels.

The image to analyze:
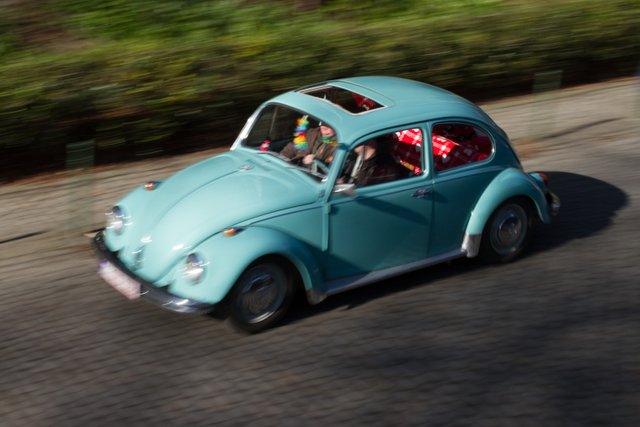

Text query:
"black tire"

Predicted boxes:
[[226, 260, 293, 334], [480, 197, 532, 263]]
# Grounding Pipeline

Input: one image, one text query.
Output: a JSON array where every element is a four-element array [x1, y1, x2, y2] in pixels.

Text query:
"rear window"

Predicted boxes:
[[299, 85, 384, 114]]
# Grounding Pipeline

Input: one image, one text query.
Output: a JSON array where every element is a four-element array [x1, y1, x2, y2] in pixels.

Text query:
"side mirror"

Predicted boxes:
[[332, 183, 357, 197]]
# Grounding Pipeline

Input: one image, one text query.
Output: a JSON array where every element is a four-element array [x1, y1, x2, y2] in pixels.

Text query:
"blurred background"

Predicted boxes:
[[1, 3, 640, 426], [0, 0, 638, 181]]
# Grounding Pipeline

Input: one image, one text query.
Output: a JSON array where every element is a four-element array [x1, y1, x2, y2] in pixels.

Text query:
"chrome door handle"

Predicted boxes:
[[412, 187, 433, 198]]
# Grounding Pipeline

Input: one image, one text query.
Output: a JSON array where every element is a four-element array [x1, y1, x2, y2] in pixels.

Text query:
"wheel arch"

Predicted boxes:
[[463, 168, 549, 257], [248, 253, 305, 293], [181, 226, 324, 305]]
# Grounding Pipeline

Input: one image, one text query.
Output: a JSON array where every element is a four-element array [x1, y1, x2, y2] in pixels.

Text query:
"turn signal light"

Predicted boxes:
[[223, 227, 242, 237], [145, 181, 161, 191], [537, 172, 549, 186]]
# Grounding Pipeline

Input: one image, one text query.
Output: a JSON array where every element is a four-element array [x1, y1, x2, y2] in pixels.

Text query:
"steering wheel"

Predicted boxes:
[[311, 159, 330, 175]]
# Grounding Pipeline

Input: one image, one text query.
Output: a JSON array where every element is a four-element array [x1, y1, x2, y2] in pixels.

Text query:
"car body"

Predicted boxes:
[[93, 76, 560, 332]]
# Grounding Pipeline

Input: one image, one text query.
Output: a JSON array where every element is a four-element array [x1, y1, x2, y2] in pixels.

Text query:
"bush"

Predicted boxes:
[[0, 0, 638, 180]]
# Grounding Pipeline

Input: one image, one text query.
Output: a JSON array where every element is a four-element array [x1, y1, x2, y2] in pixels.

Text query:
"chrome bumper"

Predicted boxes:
[[92, 231, 215, 315]]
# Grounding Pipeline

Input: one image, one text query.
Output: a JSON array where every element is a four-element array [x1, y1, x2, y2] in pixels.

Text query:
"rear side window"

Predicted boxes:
[[431, 123, 493, 172]]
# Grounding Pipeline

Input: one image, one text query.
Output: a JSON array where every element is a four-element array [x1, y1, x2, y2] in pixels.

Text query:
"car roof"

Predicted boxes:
[[268, 76, 501, 146]]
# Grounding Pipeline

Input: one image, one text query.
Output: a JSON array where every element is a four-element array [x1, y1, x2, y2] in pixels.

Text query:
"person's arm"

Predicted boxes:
[[279, 142, 299, 160], [300, 127, 321, 165]]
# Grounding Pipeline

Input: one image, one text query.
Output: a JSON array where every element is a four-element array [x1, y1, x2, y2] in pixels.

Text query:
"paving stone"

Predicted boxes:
[[0, 79, 639, 426]]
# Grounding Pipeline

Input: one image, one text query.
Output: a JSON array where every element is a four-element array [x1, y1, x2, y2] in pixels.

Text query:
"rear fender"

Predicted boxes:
[[463, 168, 550, 257]]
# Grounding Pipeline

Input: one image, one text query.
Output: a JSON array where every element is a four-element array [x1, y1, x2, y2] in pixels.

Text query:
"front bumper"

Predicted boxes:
[[92, 231, 215, 315]]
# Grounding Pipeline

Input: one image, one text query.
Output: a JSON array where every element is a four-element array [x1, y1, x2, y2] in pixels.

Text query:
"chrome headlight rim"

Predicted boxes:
[[184, 253, 206, 284], [106, 205, 126, 235]]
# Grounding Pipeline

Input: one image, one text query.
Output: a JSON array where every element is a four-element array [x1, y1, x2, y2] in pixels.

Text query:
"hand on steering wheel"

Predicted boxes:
[[311, 159, 330, 175]]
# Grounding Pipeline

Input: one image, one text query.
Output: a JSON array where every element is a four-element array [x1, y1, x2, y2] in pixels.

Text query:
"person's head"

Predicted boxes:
[[320, 125, 335, 137], [355, 140, 377, 159]]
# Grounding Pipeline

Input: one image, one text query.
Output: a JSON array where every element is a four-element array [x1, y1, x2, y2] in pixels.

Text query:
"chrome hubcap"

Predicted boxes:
[[238, 265, 285, 324], [490, 204, 527, 255]]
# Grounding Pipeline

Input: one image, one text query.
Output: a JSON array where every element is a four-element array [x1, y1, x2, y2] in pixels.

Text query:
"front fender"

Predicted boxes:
[[167, 226, 323, 305], [463, 168, 551, 255]]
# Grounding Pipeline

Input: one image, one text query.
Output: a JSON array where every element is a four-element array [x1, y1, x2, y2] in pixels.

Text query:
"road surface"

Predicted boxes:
[[1, 78, 639, 426]]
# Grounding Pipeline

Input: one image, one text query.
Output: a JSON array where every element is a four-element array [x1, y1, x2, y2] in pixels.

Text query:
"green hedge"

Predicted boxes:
[[1, 0, 639, 180]]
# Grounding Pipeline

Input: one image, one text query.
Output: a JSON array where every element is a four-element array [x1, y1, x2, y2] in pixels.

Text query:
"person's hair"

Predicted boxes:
[[373, 135, 395, 164]]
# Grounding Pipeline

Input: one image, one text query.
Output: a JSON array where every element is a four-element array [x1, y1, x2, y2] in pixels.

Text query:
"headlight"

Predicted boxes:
[[183, 253, 206, 284], [106, 206, 126, 235]]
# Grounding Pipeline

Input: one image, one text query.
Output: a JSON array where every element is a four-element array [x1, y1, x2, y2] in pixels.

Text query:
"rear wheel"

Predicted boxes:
[[226, 260, 293, 334], [480, 198, 532, 263]]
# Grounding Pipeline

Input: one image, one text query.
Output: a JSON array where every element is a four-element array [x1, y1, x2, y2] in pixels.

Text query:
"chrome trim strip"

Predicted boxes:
[[462, 233, 482, 258], [324, 249, 466, 298]]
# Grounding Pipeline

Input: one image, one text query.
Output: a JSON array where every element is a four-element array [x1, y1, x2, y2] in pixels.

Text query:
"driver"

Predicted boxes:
[[280, 122, 337, 168]]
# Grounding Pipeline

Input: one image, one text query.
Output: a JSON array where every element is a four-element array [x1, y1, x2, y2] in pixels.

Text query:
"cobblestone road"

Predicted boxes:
[[1, 79, 639, 426]]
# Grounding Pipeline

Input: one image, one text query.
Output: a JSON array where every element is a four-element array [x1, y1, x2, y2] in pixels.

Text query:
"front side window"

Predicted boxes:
[[339, 128, 424, 188], [431, 122, 493, 172]]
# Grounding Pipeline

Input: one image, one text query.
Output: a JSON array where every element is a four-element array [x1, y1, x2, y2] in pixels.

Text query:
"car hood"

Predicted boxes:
[[114, 150, 319, 281]]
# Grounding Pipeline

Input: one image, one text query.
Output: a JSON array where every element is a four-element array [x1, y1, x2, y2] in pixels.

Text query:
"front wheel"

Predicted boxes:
[[226, 260, 293, 334], [480, 198, 532, 263]]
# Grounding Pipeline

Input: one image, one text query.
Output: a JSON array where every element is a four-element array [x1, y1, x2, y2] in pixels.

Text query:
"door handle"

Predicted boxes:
[[412, 187, 433, 198]]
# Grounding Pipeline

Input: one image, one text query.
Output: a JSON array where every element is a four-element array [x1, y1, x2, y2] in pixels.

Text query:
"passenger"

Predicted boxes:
[[280, 119, 338, 168]]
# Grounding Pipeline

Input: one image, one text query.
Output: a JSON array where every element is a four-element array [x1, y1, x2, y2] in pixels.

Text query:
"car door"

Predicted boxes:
[[323, 126, 433, 281]]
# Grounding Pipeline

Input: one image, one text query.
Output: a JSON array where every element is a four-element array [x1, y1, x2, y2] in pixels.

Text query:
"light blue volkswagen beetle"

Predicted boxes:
[[93, 76, 560, 333]]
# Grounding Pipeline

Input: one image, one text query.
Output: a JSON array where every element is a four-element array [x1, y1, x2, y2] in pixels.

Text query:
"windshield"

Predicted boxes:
[[239, 104, 338, 180]]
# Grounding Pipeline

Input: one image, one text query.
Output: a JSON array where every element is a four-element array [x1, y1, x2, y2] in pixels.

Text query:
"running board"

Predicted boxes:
[[306, 248, 466, 304]]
